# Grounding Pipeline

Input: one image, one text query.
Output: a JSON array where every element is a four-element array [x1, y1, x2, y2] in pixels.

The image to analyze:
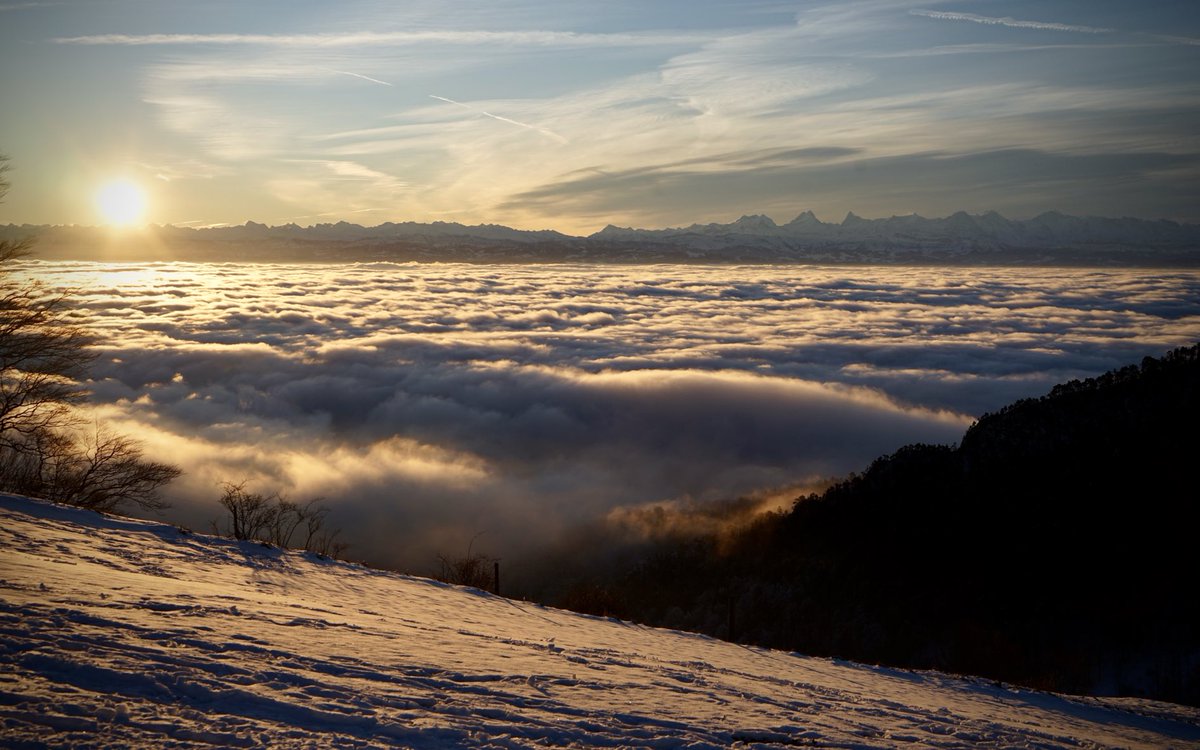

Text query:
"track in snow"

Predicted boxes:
[[2, 494, 1198, 748]]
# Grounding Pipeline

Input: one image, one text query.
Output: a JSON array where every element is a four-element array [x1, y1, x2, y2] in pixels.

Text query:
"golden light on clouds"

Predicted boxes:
[[95, 179, 147, 226], [36, 260, 1199, 570]]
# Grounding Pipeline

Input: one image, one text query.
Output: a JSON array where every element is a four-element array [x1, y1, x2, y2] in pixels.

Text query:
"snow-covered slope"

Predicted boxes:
[[3, 494, 1198, 749]]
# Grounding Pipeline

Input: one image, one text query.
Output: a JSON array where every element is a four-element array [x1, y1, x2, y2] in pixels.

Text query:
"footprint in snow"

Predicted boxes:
[[527, 676, 550, 695]]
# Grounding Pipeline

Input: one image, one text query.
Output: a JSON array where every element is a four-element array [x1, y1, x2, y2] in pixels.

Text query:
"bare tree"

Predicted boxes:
[[212, 481, 346, 556], [0, 155, 181, 512], [436, 531, 497, 590], [213, 481, 281, 542], [308, 525, 348, 559], [296, 499, 347, 557], [0, 160, 92, 447], [3, 424, 180, 513]]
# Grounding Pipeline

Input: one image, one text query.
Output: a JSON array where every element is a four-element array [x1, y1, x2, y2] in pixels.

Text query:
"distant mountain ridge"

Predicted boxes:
[[3, 210, 1198, 265], [592, 209, 1200, 253]]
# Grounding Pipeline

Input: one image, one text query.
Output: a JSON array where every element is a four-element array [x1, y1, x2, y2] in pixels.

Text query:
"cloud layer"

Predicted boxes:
[[23, 261, 1200, 577]]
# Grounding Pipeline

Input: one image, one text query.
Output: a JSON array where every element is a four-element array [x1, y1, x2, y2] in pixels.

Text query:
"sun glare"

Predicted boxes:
[[95, 179, 147, 226]]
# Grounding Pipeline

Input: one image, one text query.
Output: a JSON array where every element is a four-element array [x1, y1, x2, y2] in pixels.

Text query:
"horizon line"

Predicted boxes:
[[2, 208, 1198, 236]]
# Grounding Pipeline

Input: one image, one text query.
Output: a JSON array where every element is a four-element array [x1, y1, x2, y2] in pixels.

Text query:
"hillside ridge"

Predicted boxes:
[[552, 344, 1200, 705]]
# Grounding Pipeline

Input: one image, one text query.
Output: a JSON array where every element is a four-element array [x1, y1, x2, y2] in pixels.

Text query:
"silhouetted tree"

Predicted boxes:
[[0, 161, 90, 446], [212, 480, 346, 556], [0, 155, 181, 511], [3, 424, 179, 512], [549, 344, 1200, 706], [436, 532, 497, 590]]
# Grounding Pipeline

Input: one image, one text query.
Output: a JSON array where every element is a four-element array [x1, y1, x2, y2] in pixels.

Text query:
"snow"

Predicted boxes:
[[2, 494, 1198, 749]]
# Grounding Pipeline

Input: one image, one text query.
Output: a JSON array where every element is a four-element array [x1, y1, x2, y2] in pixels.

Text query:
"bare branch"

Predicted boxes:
[[0, 155, 180, 513], [212, 482, 345, 556]]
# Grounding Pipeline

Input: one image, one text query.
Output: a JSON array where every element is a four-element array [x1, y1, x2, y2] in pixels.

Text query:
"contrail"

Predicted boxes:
[[52, 29, 712, 47], [430, 94, 567, 144], [1146, 33, 1200, 46], [330, 69, 394, 87], [912, 10, 1200, 46], [910, 10, 1112, 34], [0, 2, 65, 10]]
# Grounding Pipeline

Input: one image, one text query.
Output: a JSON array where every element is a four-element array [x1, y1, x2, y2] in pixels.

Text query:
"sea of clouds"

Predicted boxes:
[[24, 261, 1200, 580]]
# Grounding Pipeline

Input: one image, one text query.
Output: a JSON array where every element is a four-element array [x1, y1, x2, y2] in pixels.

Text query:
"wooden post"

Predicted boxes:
[[493, 560, 500, 596], [728, 593, 737, 643]]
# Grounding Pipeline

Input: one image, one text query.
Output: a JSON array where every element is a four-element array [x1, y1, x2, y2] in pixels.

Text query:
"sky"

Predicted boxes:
[[1, 0, 1198, 233], [21, 261, 1200, 579]]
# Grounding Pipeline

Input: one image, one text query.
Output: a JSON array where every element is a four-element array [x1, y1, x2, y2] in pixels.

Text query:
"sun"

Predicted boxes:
[[95, 179, 147, 226]]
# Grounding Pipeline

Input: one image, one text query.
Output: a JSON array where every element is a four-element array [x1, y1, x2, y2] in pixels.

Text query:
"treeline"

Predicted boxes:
[[552, 345, 1200, 705]]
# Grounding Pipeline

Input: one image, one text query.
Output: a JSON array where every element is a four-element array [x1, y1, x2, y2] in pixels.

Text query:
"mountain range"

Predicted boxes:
[[3, 210, 1199, 264]]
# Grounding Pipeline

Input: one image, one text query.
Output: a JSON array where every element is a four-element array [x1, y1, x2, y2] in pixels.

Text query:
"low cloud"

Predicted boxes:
[[27, 262, 1200, 578]]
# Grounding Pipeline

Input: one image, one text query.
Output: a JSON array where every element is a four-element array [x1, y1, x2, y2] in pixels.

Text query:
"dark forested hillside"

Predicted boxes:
[[552, 345, 1200, 704]]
